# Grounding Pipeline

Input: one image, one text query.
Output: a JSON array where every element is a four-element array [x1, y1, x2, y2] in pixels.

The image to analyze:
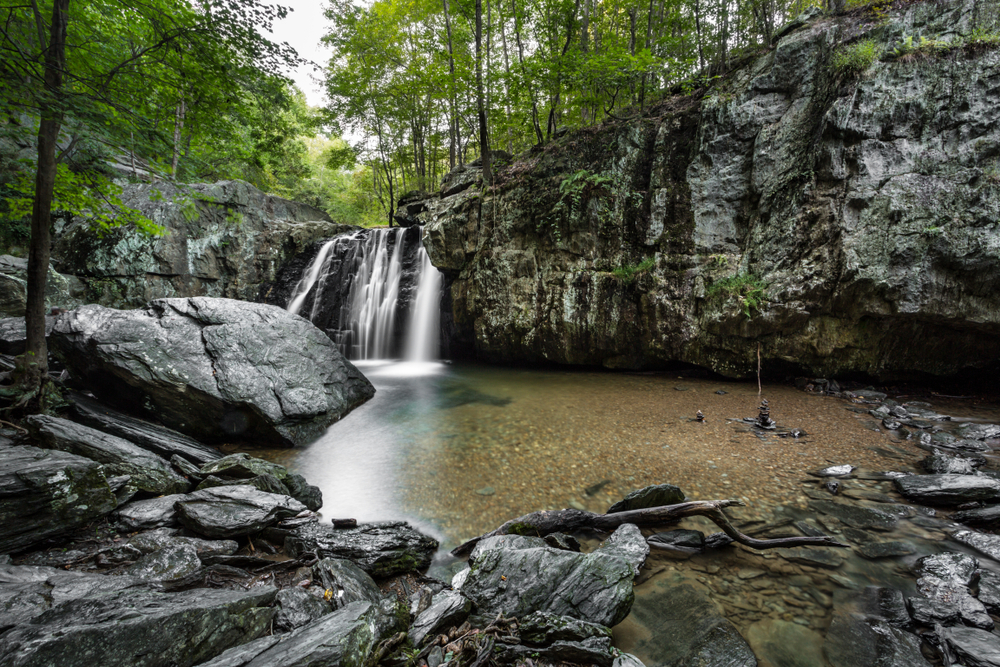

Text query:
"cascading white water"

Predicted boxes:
[[404, 247, 444, 361], [285, 227, 443, 362]]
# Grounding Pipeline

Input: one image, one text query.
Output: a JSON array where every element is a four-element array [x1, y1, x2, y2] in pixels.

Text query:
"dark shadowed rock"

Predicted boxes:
[[977, 570, 1000, 614], [648, 529, 705, 551], [51, 298, 375, 447], [196, 474, 289, 496], [498, 637, 616, 667], [0, 584, 277, 667], [824, 589, 930, 667], [68, 392, 220, 465], [27, 415, 189, 496], [895, 475, 1000, 505], [607, 484, 684, 513], [745, 618, 825, 667], [125, 528, 237, 558], [519, 611, 613, 646], [458, 524, 648, 627], [274, 588, 332, 632], [312, 558, 383, 608], [857, 542, 916, 559], [952, 505, 1000, 529], [285, 522, 438, 578], [121, 544, 203, 582], [0, 316, 54, 355], [0, 446, 117, 554], [284, 474, 322, 511], [409, 589, 472, 646], [174, 486, 306, 539], [856, 587, 911, 629], [195, 599, 405, 667], [939, 625, 1000, 667], [114, 495, 184, 531]]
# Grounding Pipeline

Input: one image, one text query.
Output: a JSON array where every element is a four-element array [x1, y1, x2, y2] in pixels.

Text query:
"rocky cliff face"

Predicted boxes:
[[52, 180, 358, 309], [416, 0, 1000, 380]]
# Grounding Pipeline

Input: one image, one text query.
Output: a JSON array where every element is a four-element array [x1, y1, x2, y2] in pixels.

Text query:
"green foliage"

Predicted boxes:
[[890, 34, 951, 60], [612, 256, 655, 284], [707, 273, 769, 319], [831, 39, 882, 76]]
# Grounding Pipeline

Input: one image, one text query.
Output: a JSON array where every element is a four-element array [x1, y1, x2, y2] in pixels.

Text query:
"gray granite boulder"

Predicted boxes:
[[174, 486, 306, 539], [285, 522, 438, 578], [27, 415, 189, 496], [0, 446, 117, 554], [824, 588, 930, 667], [51, 298, 375, 447]]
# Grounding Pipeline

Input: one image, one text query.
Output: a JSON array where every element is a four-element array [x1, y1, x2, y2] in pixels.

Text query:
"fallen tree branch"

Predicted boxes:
[[451, 500, 848, 557]]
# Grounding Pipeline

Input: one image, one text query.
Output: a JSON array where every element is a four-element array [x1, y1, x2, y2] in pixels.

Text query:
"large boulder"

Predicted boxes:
[[27, 415, 189, 496], [0, 446, 117, 554], [51, 298, 375, 447], [285, 522, 438, 578], [457, 524, 648, 627], [174, 486, 306, 539]]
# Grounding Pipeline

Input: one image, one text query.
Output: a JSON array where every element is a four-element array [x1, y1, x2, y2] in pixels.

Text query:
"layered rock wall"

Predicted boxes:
[[418, 0, 1000, 379]]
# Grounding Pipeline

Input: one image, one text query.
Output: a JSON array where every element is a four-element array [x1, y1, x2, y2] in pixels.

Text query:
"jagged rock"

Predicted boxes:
[[498, 637, 616, 667], [121, 544, 203, 582], [114, 494, 184, 531], [459, 524, 648, 627], [274, 588, 332, 632], [27, 415, 189, 496], [607, 484, 685, 513], [977, 570, 1000, 614], [408, 589, 472, 647], [0, 446, 117, 554], [824, 589, 930, 667], [199, 454, 289, 480], [196, 474, 289, 496], [908, 553, 992, 630], [284, 474, 322, 512], [519, 611, 613, 645], [68, 392, 220, 465], [923, 454, 979, 475], [894, 475, 1000, 506], [950, 529, 1000, 563], [171, 455, 204, 480], [613, 654, 645, 667], [0, 583, 277, 667], [648, 529, 705, 551], [916, 552, 980, 587], [174, 486, 306, 539], [312, 558, 383, 608], [51, 298, 375, 447], [952, 505, 1000, 529], [958, 424, 1000, 442], [125, 528, 237, 558], [938, 625, 1000, 667], [285, 522, 438, 578], [622, 573, 756, 667], [195, 599, 405, 667], [807, 500, 897, 530], [0, 316, 54, 354]]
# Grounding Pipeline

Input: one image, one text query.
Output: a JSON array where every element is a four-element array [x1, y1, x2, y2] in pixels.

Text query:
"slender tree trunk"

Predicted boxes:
[[23, 0, 69, 393], [171, 98, 185, 179], [443, 0, 458, 170], [475, 0, 491, 185], [693, 0, 705, 72], [511, 0, 544, 144], [546, 0, 581, 139], [499, 15, 514, 153]]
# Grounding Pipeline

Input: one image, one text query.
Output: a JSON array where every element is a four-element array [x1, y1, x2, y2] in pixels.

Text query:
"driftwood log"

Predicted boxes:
[[451, 499, 848, 557]]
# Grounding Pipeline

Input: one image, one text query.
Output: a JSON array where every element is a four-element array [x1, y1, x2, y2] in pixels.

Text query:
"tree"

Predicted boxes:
[[0, 0, 297, 402]]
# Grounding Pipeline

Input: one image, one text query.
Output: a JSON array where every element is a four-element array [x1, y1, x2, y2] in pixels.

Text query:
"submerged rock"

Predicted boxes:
[[285, 522, 438, 578], [808, 500, 897, 531], [824, 589, 930, 667], [459, 524, 648, 627], [174, 486, 306, 539], [0, 446, 117, 554], [51, 298, 375, 447], [27, 415, 189, 496]]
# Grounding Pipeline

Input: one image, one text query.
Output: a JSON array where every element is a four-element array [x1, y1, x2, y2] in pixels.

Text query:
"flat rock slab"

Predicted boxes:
[[895, 474, 1000, 505], [115, 494, 185, 531], [952, 505, 1000, 529], [0, 446, 117, 554], [0, 584, 276, 667], [27, 414, 189, 496], [409, 589, 472, 647], [126, 528, 237, 558], [940, 625, 1000, 667], [950, 529, 1000, 563], [777, 547, 846, 569], [285, 521, 438, 578], [175, 485, 306, 539], [857, 542, 916, 559], [68, 392, 220, 465], [808, 500, 897, 531], [458, 525, 648, 628], [196, 599, 404, 667], [824, 589, 931, 667], [121, 544, 203, 581], [52, 298, 375, 447]]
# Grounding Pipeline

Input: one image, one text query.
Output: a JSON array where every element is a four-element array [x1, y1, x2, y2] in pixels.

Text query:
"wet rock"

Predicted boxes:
[[199, 453, 289, 481], [857, 542, 916, 559], [543, 532, 581, 552], [275, 588, 332, 632], [68, 392, 220, 465], [824, 479, 841, 495], [0, 583, 277, 667], [285, 521, 438, 578], [51, 298, 376, 447], [175, 486, 306, 539], [185, 636, 281, 667], [894, 475, 1000, 506], [648, 529, 705, 551], [607, 484, 684, 513], [170, 455, 204, 481], [976, 570, 1000, 614], [27, 415, 189, 496], [812, 464, 855, 477], [746, 618, 825, 667], [704, 532, 734, 549], [0, 446, 117, 554], [283, 474, 322, 512], [195, 599, 405, 667], [907, 594, 992, 630], [519, 610, 613, 646], [121, 544, 203, 581], [622, 573, 756, 667], [114, 494, 184, 531], [958, 424, 1000, 442], [125, 528, 237, 558], [950, 530, 1000, 564], [613, 653, 646, 667], [922, 454, 979, 475], [409, 589, 472, 646], [197, 473, 289, 497], [952, 505, 1000, 529], [916, 553, 980, 587], [808, 500, 897, 531], [312, 558, 383, 608], [777, 547, 846, 569], [909, 553, 992, 630], [824, 589, 930, 667], [857, 587, 911, 629], [498, 637, 615, 667], [938, 625, 1000, 667], [459, 524, 647, 627]]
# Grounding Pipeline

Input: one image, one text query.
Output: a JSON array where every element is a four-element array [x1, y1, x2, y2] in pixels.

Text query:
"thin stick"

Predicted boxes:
[[757, 341, 762, 396]]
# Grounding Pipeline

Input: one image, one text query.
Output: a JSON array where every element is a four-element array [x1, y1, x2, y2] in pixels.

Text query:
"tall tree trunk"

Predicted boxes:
[[443, 0, 459, 169], [171, 98, 185, 179], [23, 0, 69, 393], [498, 14, 514, 153], [693, 0, 706, 72], [475, 0, 491, 185], [511, 0, 544, 145], [546, 0, 581, 139]]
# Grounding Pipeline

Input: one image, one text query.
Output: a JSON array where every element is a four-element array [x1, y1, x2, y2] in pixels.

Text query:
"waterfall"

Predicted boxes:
[[285, 227, 443, 362]]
